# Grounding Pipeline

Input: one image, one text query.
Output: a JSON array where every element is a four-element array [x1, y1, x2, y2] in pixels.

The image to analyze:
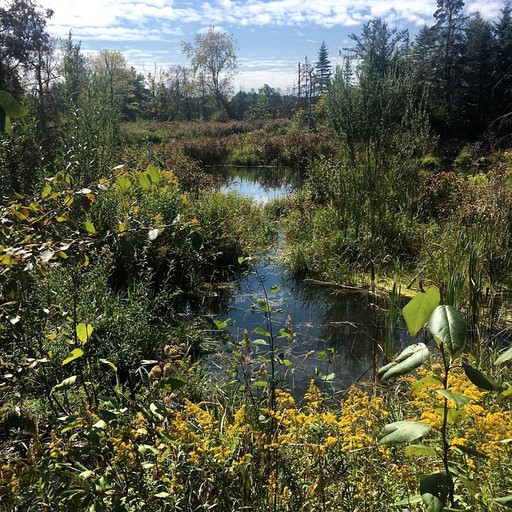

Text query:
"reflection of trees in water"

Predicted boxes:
[[209, 166, 303, 192]]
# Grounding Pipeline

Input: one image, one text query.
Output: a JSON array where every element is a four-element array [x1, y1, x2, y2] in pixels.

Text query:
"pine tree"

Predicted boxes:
[[315, 41, 332, 96]]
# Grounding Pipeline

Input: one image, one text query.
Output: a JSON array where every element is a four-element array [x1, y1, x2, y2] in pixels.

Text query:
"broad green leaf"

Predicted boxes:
[[378, 420, 431, 445], [99, 359, 118, 372], [116, 176, 131, 194], [253, 380, 268, 387], [463, 364, 502, 392], [257, 298, 270, 313], [146, 165, 161, 185], [393, 495, 423, 506], [378, 343, 430, 381], [253, 326, 271, 337], [405, 444, 437, 457], [428, 305, 466, 359], [420, 473, 451, 512], [41, 184, 52, 199], [270, 284, 280, 294], [62, 348, 84, 365], [403, 287, 441, 336], [137, 444, 160, 455], [495, 496, 512, 508], [434, 407, 466, 425], [495, 345, 512, 366], [159, 377, 187, 392], [0, 91, 28, 117], [411, 374, 443, 396], [139, 172, 152, 190], [149, 402, 168, 422], [253, 339, 269, 345], [52, 375, 78, 393], [435, 389, 470, 409], [84, 221, 96, 234], [76, 323, 93, 344]]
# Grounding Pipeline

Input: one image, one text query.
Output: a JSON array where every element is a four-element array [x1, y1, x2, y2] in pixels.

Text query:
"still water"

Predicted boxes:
[[208, 166, 409, 396]]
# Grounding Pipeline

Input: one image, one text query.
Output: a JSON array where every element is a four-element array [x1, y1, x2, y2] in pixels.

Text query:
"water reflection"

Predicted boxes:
[[205, 166, 407, 396], [211, 166, 302, 203]]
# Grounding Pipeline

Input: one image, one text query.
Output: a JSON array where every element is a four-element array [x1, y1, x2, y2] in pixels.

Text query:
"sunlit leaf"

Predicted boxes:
[[428, 305, 466, 359], [270, 284, 280, 294], [116, 176, 131, 194], [139, 172, 152, 190], [51, 375, 78, 393], [435, 389, 470, 409], [62, 348, 84, 365], [257, 298, 270, 313], [214, 319, 228, 329], [403, 287, 440, 336], [40, 249, 55, 263], [84, 221, 96, 234], [495, 495, 512, 508], [434, 407, 466, 424], [411, 374, 443, 396], [378, 421, 431, 445], [378, 343, 430, 381], [495, 345, 512, 366], [41, 184, 51, 199], [253, 326, 271, 337], [99, 359, 118, 372], [76, 323, 93, 343], [146, 165, 161, 185], [463, 364, 502, 392]]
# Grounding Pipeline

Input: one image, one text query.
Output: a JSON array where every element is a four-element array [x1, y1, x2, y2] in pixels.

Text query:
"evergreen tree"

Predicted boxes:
[[315, 41, 332, 96]]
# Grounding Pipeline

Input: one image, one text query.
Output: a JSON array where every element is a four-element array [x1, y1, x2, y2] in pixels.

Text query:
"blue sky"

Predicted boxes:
[[42, 0, 506, 91]]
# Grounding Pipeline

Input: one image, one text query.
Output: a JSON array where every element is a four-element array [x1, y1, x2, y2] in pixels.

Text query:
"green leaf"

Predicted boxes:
[[159, 377, 187, 392], [62, 348, 84, 365], [84, 221, 96, 234], [76, 323, 93, 344], [155, 492, 170, 498], [253, 326, 271, 337], [41, 184, 52, 199], [190, 230, 203, 250], [434, 407, 466, 425], [257, 298, 270, 313], [270, 284, 280, 294], [435, 389, 470, 409], [495, 496, 512, 508], [403, 287, 441, 336], [116, 176, 132, 194], [52, 375, 79, 393], [145, 165, 161, 185], [452, 443, 488, 459], [393, 495, 423, 506], [463, 364, 502, 392], [405, 444, 437, 457], [0, 91, 28, 117], [214, 319, 228, 329], [99, 359, 117, 372], [253, 380, 268, 387], [411, 374, 443, 396], [377, 421, 431, 445], [139, 172, 152, 190], [428, 305, 466, 359], [495, 345, 512, 366], [378, 343, 429, 381], [420, 473, 451, 512]]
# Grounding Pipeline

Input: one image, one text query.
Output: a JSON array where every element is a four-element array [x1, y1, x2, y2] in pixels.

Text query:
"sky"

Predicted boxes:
[[40, 0, 507, 92]]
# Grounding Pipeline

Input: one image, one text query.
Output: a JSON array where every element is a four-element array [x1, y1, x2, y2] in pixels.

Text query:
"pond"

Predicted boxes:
[[207, 166, 410, 397]]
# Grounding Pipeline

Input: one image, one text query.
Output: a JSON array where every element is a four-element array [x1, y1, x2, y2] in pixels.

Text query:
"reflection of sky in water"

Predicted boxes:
[[206, 167, 413, 398], [219, 177, 291, 204]]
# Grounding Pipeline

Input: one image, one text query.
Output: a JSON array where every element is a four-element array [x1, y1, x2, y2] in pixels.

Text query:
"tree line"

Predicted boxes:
[[0, 0, 511, 145]]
